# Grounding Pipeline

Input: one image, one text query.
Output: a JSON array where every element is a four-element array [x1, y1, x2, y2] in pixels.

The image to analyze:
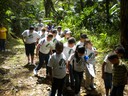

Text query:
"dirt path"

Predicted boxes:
[[0, 40, 128, 96]]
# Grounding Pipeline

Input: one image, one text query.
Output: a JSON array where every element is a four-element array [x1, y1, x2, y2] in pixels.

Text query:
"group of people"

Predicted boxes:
[[21, 23, 97, 96], [21, 21, 128, 96], [102, 47, 128, 96]]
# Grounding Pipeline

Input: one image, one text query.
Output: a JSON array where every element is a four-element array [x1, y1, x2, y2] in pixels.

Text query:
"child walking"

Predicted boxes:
[[67, 45, 86, 96], [63, 37, 76, 90], [51, 29, 60, 53], [48, 41, 67, 96], [108, 53, 128, 96], [33, 33, 53, 76], [84, 40, 97, 90], [102, 47, 125, 96], [76, 33, 88, 47]]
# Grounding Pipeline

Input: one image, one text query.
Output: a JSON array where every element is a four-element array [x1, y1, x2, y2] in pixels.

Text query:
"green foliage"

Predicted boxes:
[[0, 0, 45, 35], [58, 1, 120, 52], [0, 0, 121, 52]]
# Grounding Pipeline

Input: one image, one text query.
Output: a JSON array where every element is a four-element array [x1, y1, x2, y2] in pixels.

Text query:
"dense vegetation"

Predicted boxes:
[[0, 0, 124, 51]]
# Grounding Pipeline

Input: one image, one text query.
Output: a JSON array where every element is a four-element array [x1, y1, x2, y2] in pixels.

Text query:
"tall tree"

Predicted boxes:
[[44, 0, 56, 17], [106, 0, 110, 23], [80, 0, 84, 11], [120, 0, 128, 58]]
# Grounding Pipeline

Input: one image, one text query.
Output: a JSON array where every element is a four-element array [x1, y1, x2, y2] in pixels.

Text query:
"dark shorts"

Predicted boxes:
[[104, 72, 112, 89], [25, 43, 35, 56]]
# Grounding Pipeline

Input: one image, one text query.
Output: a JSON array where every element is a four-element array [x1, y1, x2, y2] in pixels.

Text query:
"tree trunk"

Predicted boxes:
[[120, 0, 128, 58], [80, 0, 84, 11], [86, 0, 94, 6], [106, 0, 110, 23], [44, 0, 56, 17]]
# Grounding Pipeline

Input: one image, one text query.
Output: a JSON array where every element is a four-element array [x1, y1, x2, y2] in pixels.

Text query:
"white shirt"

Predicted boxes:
[[37, 23, 44, 31], [86, 47, 96, 65], [48, 53, 66, 79], [22, 30, 40, 44], [68, 53, 86, 72], [56, 34, 61, 41], [104, 54, 113, 73], [51, 37, 59, 50], [38, 31, 48, 39], [39, 38, 52, 54], [63, 42, 76, 62], [57, 31, 63, 36], [76, 41, 84, 46]]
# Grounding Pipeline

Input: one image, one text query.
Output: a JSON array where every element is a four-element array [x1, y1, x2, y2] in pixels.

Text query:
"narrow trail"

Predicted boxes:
[[0, 40, 128, 96]]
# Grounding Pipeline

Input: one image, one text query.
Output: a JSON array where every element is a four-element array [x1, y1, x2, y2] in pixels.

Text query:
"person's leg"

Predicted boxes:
[[45, 53, 50, 75], [30, 43, 35, 64], [90, 76, 97, 89], [25, 44, 30, 64], [74, 71, 81, 94], [104, 73, 112, 96], [116, 85, 125, 96], [35, 52, 44, 71], [31, 55, 34, 64], [77, 72, 83, 95], [58, 77, 65, 96], [85, 68, 91, 90], [65, 74, 70, 88], [51, 78, 58, 96], [105, 88, 109, 96], [0, 39, 2, 51], [1, 39, 5, 51], [110, 86, 117, 96], [69, 64, 74, 88]]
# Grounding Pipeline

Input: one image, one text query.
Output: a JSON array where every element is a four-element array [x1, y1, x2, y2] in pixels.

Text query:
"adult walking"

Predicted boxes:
[[21, 26, 40, 64]]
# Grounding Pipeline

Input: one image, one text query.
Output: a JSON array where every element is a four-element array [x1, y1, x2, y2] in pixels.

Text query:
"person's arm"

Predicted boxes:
[[21, 36, 25, 44], [47, 56, 53, 81], [67, 54, 73, 74], [102, 62, 106, 79], [36, 38, 40, 45], [21, 31, 26, 44], [48, 66, 52, 77], [35, 33, 40, 45], [66, 61, 70, 74], [36, 44, 40, 56]]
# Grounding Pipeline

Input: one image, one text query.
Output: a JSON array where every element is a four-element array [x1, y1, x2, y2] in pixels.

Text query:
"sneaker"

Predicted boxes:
[[33, 69, 38, 76]]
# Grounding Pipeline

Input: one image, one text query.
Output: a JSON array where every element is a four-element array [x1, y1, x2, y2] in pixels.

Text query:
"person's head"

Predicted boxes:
[[57, 26, 62, 32], [51, 29, 57, 37], [76, 45, 85, 57], [114, 47, 125, 58], [29, 26, 35, 32], [65, 31, 71, 39], [41, 28, 46, 33], [55, 41, 63, 54], [68, 37, 76, 48], [48, 30, 52, 34], [47, 33, 53, 41], [85, 40, 93, 49], [38, 18, 42, 23], [108, 53, 119, 65], [80, 33, 88, 42]]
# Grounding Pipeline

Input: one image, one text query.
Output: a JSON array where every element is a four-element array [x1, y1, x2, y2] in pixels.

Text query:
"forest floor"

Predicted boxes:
[[0, 38, 128, 96]]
